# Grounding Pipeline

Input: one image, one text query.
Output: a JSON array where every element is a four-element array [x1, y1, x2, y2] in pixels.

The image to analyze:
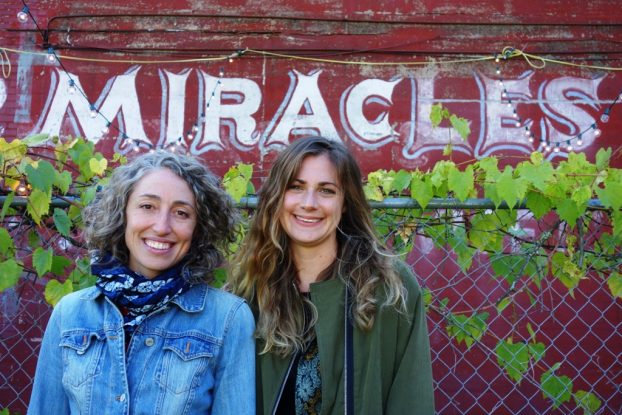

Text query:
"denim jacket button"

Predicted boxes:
[[145, 337, 155, 347], [116, 393, 126, 402]]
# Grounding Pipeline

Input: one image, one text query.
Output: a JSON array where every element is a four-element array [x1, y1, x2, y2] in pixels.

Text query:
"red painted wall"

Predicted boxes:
[[1, 1, 621, 413], [1, 0, 621, 178]]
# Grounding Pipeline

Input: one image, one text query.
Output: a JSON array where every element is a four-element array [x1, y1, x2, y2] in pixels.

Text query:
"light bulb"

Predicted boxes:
[[68, 80, 76, 95], [528, 136, 534, 143], [89, 106, 97, 118], [554, 145, 560, 153], [47, 48, 56, 63], [515, 121, 521, 127], [17, 7, 29, 23], [593, 128, 601, 137], [600, 113, 610, 123], [576, 138, 583, 146], [191, 123, 198, 133], [101, 123, 110, 135], [567, 145, 573, 152]]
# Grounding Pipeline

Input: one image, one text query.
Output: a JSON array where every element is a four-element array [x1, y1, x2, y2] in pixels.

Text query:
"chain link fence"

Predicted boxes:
[[1, 203, 621, 414]]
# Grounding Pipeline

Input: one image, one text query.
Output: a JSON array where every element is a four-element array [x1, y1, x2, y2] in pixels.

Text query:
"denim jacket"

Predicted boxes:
[[28, 283, 255, 414]]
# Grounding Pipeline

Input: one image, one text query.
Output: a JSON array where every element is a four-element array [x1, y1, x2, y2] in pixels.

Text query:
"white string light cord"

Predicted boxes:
[[495, 47, 622, 154]]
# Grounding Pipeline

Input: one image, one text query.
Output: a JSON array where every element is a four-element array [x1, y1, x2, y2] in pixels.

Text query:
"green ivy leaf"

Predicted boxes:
[[80, 185, 98, 206], [556, 199, 585, 228], [469, 212, 504, 253], [33, 247, 54, 277], [490, 254, 525, 285], [1, 192, 15, 221], [0, 137, 27, 161], [529, 342, 546, 363], [449, 114, 471, 141], [495, 167, 527, 210], [551, 252, 583, 295], [51, 255, 73, 276], [573, 390, 602, 415], [478, 157, 501, 182], [525, 191, 553, 219], [392, 170, 412, 195], [595, 147, 612, 171], [447, 165, 474, 202], [540, 367, 573, 409], [496, 296, 511, 313], [411, 176, 434, 210], [447, 224, 474, 271], [571, 185, 592, 207], [25, 160, 57, 193], [516, 157, 554, 192], [0, 228, 15, 257], [89, 157, 108, 176], [53, 208, 72, 237], [21, 133, 50, 145], [213, 267, 228, 288], [607, 272, 622, 299], [422, 287, 432, 308], [0, 259, 23, 292], [496, 339, 529, 383], [68, 256, 96, 290], [45, 279, 74, 306], [595, 179, 622, 211], [446, 311, 489, 348], [26, 189, 51, 225], [430, 103, 444, 127], [54, 170, 73, 194], [27, 229, 40, 249]]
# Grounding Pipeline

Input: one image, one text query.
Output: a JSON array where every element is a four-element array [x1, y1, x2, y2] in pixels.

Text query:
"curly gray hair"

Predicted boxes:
[[82, 150, 239, 283]]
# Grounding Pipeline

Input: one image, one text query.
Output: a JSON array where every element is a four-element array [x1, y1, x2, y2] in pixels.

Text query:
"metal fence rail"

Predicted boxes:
[[1, 201, 621, 414]]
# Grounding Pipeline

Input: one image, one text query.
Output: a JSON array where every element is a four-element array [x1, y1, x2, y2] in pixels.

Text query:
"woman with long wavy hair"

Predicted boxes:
[[230, 136, 434, 415]]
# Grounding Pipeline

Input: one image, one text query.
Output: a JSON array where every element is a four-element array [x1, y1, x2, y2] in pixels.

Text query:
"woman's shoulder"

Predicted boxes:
[[392, 259, 422, 290], [54, 286, 100, 309], [203, 286, 254, 321]]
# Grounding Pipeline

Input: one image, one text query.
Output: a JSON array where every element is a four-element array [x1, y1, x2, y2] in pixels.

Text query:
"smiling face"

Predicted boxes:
[[279, 154, 345, 254], [124, 168, 197, 278]]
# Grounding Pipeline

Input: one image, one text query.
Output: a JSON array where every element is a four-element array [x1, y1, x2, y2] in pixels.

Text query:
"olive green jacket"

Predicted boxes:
[[256, 262, 435, 415]]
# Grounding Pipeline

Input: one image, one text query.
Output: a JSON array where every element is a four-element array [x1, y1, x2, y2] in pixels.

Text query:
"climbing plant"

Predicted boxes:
[[0, 128, 620, 413]]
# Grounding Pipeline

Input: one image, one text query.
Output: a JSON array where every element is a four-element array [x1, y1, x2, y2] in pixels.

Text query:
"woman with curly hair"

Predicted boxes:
[[230, 136, 434, 415], [29, 150, 255, 414]]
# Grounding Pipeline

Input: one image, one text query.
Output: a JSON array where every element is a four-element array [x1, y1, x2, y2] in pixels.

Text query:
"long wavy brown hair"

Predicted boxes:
[[229, 136, 406, 356]]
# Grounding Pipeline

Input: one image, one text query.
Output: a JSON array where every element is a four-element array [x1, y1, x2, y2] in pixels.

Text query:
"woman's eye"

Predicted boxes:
[[288, 184, 303, 191], [140, 203, 154, 210], [175, 210, 190, 218], [320, 188, 336, 195]]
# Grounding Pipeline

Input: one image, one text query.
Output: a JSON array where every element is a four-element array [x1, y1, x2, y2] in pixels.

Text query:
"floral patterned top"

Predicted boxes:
[[295, 337, 322, 414]]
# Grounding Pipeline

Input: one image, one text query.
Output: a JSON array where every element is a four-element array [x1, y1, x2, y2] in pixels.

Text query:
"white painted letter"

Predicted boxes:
[[263, 69, 339, 148], [341, 77, 401, 149]]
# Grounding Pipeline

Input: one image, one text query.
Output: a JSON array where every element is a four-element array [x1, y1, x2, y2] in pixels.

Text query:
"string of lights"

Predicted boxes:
[[12, 2, 622, 156], [15, 1, 234, 154], [494, 48, 620, 154]]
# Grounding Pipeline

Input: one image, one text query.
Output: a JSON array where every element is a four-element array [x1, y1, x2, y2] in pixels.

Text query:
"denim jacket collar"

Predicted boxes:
[[80, 283, 208, 313]]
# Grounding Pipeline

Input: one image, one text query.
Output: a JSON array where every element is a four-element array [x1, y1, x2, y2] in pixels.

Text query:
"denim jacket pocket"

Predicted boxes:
[[157, 334, 219, 394], [60, 329, 105, 387]]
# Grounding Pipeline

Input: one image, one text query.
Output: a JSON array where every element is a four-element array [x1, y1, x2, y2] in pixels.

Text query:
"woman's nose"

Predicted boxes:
[[152, 212, 172, 234], [301, 190, 318, 209]]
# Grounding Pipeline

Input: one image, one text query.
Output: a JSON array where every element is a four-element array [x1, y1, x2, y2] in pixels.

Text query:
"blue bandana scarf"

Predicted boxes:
[[93, 254, 192, 335]]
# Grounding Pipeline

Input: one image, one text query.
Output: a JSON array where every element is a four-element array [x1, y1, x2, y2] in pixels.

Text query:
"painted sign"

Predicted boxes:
[[2, 56, 620, 174]]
